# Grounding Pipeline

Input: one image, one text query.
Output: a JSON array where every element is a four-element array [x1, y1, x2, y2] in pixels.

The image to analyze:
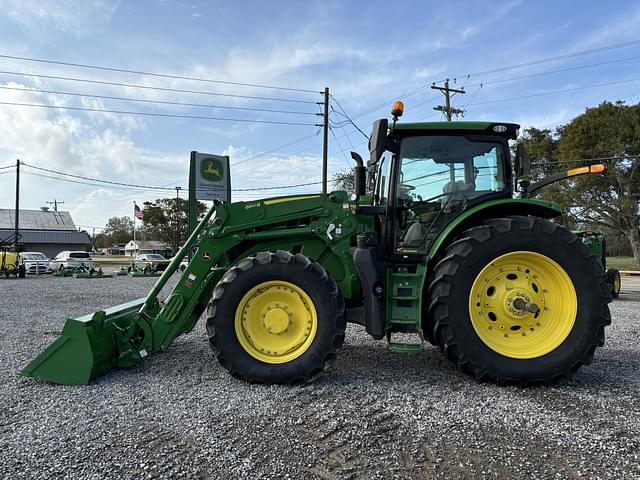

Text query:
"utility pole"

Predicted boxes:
[[46, 199, 65, 212], [13, 159, 20, 251], [431, 79, 465, 121], [318, 87, 330, 194]]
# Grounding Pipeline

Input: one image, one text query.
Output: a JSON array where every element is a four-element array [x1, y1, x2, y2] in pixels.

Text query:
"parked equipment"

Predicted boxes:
[[22, 103, 612, 386], [1, 233, 25, 278], [575, 230, 621, 299], [0, 250, 25, 278]]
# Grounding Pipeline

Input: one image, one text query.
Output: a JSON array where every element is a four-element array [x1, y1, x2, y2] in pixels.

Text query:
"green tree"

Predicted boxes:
[[142, 198, 207, 253], [520, 101, 640, 268], [331, 169, 355, 194], [102, 216, 134, 245]]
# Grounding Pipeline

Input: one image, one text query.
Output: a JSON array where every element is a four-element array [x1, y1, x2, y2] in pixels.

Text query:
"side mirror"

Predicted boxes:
[[369, 119, 389, 167], [514, 143, 531, 179]]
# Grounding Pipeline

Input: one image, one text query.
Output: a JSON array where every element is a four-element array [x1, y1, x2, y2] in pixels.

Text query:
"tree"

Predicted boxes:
[[331, 169, 355, 194], [520, 101, 640, 268], [102, 216, 134, 245], [142, 198, 207, 253]]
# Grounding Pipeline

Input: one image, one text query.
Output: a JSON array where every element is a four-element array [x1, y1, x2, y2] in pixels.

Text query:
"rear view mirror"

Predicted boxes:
[[369, 119, 389, 166], [514, 143, 531, 179]]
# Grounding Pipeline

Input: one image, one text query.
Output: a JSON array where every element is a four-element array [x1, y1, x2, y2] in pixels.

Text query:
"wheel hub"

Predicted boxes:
[[235, 281, 318, 364], [469, 251, 577, 359], [263, 306, 291, 334]]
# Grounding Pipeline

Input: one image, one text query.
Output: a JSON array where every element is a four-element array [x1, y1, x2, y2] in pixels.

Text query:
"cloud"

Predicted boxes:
[[0, 81, 192, 228], [573, 4, 640, 49], [3, 0, 119, 38]]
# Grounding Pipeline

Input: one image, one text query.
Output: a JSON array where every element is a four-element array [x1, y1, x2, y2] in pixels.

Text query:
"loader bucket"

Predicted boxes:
[[21, 298, 145, 385]]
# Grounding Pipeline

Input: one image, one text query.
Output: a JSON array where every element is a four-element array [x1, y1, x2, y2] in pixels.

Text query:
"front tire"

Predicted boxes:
[[207, 251, 346, 384], [427, 216, 611, 385]]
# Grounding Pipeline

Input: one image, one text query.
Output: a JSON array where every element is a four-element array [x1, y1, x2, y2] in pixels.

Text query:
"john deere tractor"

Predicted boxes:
[[22, 103, 611, 386]]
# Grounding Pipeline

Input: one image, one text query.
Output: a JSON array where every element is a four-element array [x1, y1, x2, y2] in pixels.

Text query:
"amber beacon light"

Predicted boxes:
[[391, 101, 404, 119]]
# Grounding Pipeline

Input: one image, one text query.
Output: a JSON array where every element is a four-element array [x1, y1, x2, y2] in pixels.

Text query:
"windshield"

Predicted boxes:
[[69, 252, 91, 259], [145, 254, 165, 260], [22, 253, 46, 260], [395, 135, 507, 253], [399, 135, 506, 202]]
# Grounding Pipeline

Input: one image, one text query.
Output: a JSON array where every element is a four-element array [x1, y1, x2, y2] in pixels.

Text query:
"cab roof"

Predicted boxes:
[[392, 121, 520, 139]]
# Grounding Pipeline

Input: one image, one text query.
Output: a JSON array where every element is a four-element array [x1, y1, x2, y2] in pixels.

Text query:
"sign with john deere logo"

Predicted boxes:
[[192, 152, 230, 202]]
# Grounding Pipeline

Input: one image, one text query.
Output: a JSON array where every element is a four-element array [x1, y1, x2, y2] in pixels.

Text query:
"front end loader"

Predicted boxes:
[[22, 102, 611, 386]]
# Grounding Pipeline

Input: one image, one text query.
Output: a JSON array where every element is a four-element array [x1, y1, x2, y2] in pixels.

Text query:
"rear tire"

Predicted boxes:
[[427, 216, 611, 385], [606, 268, 621, 299], [206, 251, 346, 384]]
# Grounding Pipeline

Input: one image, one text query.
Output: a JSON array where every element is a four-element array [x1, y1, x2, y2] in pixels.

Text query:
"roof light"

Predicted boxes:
[[391, 101, 404, 119]]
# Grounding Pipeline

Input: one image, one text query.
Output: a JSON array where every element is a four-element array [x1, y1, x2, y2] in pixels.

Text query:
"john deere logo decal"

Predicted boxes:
[[200, 157, 224, 182]]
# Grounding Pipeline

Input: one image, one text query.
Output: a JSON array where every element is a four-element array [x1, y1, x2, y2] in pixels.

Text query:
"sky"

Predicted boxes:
[[0, 0, 639, 233]]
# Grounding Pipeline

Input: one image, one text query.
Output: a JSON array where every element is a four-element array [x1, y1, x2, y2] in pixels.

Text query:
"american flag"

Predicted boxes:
[[134, 203, 144, 220]]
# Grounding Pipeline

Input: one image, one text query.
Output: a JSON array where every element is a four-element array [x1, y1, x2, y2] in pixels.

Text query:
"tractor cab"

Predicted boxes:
[[366, 112, 519, 258]]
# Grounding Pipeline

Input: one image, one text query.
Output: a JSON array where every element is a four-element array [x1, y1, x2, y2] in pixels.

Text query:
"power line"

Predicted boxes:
[[462, 77, 640, 108], [22, 163, 177, 190], [22, 161, 324, 192], [445, 38, 640, 82], [22, 170, 177, 191], [464, 55, 640, 89], [0, 70, 318, 104], [0, 53, 321, 94], [349, 39, 640, 125], [0, 101, 317, 126], [233, 180, 323, 191], [0, 85, 318, 116], [0, 164, 15, 170], [230, 133, 319, 166], [330, 97, 369, 140], [329, 126, 351, 167]]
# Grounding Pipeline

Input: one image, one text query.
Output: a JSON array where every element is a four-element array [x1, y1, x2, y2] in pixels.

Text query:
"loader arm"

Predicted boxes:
[[22, 192, 363, 385]]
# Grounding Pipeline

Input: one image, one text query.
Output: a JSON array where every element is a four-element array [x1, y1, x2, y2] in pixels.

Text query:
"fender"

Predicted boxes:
[[428, 198, 562, 259]]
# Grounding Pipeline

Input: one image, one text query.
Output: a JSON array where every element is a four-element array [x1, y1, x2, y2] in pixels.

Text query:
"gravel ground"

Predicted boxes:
[[1, 274, 639, 479]]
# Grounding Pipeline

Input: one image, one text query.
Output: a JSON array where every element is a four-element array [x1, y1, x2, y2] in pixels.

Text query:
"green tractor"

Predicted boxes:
[[22, 103, 611, 386], [575, 230, 621, 299]]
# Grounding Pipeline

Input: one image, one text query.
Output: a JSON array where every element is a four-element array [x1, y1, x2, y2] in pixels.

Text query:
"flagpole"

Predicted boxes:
[[133, 201, 136, 257]]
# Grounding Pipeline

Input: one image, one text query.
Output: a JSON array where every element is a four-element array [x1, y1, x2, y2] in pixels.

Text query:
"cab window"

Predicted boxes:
[[396, 135, 507, 253]]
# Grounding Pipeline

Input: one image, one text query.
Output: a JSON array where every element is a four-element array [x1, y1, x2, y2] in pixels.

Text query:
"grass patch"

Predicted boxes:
[[607, 256, 638, 270]]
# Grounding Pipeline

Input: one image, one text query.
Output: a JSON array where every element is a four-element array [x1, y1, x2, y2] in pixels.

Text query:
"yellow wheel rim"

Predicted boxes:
[[235, 280, 318, 364], [468, 251, 577, 359], [613, 274, 621, 294]]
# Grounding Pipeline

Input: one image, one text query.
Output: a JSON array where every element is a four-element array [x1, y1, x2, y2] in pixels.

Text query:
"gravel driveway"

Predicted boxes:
[[1, 275, 639, 479]]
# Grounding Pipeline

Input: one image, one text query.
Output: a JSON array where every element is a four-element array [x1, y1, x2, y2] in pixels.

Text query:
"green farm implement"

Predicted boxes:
[[54, 264, 96, 278], [73, 267, 108, 279], [575, 230, 621, 299], [22, 103, 612, 386]]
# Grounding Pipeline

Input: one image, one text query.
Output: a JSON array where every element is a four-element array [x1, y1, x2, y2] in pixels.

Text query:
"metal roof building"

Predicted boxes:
[[0, 209, 91, 258]]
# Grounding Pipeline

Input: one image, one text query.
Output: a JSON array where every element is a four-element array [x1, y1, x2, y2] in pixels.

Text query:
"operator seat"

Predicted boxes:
[[402, 180, 474, 247]]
